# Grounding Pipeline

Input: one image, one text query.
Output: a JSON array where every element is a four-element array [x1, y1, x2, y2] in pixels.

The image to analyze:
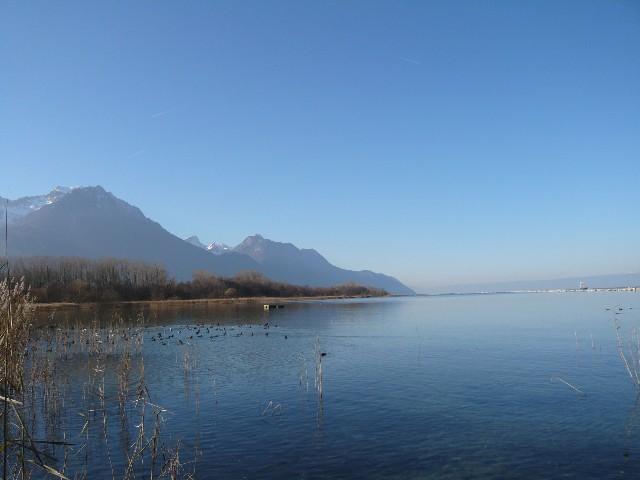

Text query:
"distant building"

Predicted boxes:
[[579, 281, 587, 290]]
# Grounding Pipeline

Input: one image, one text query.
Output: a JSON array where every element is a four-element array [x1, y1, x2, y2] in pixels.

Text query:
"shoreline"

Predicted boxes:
[[33, 294, 385, 310]]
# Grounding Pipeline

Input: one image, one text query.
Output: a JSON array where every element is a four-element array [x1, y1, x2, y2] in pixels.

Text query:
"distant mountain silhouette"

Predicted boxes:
[[184, 235, 207, 249], [1, 186, 259, 280], [1, 186, 414, 293], [234, 234, 415, 295]]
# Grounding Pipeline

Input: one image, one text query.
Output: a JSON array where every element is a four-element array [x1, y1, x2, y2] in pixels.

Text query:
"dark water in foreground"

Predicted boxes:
[[29, 292, 640, 479]]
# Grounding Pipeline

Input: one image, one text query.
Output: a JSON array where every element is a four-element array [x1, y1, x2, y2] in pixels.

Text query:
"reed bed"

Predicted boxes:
[[2, 277, 329, 479], [0, 277, 65, 479], [1, 277, 196, 479]]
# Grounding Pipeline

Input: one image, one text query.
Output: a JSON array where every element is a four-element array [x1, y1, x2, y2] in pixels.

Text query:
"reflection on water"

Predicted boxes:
[[22, 293, 640, 478]]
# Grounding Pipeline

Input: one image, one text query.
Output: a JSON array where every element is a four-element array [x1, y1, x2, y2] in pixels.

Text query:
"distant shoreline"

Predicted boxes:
[[32, 293, 386, 310], [419, 286, 639, 296]]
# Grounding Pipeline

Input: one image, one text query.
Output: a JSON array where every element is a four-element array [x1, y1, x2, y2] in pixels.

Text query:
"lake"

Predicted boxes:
[[23, 292, 640, 479]]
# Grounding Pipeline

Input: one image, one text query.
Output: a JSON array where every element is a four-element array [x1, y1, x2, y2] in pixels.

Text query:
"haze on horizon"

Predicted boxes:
[[2, 1, 639, 292]]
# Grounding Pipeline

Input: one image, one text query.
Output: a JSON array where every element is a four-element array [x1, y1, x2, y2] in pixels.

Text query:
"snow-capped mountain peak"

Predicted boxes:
[[207, 242, 230, 255], [1, 186, 78, 224], [183, 236, 230, 255]]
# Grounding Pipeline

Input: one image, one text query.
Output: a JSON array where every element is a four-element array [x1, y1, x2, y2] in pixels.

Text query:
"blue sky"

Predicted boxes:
[[2, 1, 639, 290]]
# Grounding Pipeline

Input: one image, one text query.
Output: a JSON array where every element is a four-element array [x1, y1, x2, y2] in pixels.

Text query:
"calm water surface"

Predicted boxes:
[[32, 292, 640, 479]]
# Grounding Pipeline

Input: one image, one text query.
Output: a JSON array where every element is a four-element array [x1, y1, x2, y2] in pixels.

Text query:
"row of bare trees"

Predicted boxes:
[[4, 257, 386, 303], [9, 257, 169, 302]]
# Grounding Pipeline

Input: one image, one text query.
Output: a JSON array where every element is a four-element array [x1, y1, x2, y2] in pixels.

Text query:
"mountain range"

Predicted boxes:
[[185, 233, 412, 293], [1, 186, 414, 294]]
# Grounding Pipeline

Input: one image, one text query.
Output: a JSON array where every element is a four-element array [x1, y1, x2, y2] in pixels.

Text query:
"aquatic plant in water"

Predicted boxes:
[[1, 277, 197, 479], [612, 308, 640, 388]]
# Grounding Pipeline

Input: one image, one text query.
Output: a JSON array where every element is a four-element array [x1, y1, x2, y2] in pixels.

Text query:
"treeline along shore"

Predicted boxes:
[[4, 256, 387, 303]]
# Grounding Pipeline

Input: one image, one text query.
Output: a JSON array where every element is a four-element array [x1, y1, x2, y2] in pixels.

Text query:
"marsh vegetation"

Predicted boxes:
[[1, 275, 332, 479], [1, 277, 193, 478]]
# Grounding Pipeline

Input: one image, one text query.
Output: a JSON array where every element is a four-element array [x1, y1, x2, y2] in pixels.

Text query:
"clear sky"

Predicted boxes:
[[2, 1, 639, 291]]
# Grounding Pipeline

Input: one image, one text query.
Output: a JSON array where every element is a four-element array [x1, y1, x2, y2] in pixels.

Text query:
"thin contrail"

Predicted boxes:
[[151, 109, 172, 118], [400, 57, 421, 65], [127, 149, 146, 159]]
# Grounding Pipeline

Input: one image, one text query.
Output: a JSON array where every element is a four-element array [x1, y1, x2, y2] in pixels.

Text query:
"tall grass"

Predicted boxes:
[[0, 277, 197, 479], [1, 277, 71, 479], [0, 278, 32, 391]]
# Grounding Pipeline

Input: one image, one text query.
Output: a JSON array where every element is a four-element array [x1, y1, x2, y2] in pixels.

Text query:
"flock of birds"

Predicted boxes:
[[606, 306, 633, 314], [148, 321, 289, 346]]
